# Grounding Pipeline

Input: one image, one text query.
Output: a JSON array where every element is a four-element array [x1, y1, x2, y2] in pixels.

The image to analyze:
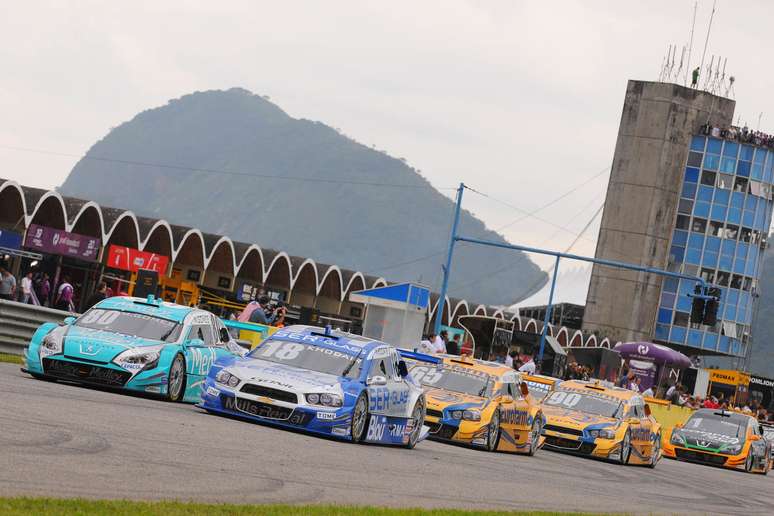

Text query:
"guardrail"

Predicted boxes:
[[0, 300, 71, 355]]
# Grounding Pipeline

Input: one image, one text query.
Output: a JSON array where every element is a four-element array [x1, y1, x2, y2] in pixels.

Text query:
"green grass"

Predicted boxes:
[[0, 352, 23, 364], [0, 498, 609, 516]]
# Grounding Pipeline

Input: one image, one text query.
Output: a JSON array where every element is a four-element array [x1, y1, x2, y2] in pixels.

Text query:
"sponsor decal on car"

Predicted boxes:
[[368, 387, 409, 411], [316, 411, 337, 420]]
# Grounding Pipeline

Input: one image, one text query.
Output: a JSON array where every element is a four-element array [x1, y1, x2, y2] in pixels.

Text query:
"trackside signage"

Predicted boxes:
[[24, 224, 100, 261], [106, 245, 169, 274]]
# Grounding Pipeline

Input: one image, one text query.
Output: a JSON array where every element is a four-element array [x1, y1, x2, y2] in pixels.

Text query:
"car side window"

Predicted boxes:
[[190, 324, 215, 346], [370, 354, 395, 380], [390, 350, 402, 380], [626, 404, 639, 419]]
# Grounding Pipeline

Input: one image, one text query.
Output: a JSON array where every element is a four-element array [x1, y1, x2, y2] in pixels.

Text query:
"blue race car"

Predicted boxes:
[[23, 295, 245, 402], [199, 325, 428, 448]]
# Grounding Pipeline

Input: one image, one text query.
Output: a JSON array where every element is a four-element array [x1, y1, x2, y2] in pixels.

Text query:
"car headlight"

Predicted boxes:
[[113, 345, 163, 372], [449, 409, 481, 421], [589, 428, 616, 439], [39, 329, 64, 358], [723, 443, 742, 455], [215, 370, 240, 388], [305, 393, 342, 407], [670, 431, 685, 446]]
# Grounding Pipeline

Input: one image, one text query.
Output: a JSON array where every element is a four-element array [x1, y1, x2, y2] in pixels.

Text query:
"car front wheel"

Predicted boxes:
[[404, 397, 425, 449], [166, 353, 186, 402], [351, 392, 370, 443]]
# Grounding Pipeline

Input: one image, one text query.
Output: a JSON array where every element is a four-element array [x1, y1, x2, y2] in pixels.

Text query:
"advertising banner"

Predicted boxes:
[[628, 358, 657, 392], [106, 245, 169, 274], [24, 224, 100, 261], [750, 375, 774, 410], [0, 229, 23, 250]]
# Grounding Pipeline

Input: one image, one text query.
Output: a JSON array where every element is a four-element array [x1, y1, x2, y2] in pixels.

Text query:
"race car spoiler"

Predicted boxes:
[[398, 349, 442, 364]]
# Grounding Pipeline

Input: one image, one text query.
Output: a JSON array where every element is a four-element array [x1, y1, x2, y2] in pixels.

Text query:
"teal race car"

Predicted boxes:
[[22, 295, 245, 402]]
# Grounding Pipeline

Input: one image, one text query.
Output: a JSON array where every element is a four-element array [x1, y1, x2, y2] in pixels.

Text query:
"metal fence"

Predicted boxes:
[[0, 300, 70, 355]]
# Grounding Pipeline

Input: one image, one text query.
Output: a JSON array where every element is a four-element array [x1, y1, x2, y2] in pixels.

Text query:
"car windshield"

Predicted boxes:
[[409, 364, 491, 398], [248, 339, 361, 377], [75, 308, 182, 342], [524, 380, 553, 401], [544, 389, 622, 418], [685, 416, 744, 437]]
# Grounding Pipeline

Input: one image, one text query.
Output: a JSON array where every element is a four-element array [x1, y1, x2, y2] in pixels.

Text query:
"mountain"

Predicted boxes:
[[60, 88, 546, 305]]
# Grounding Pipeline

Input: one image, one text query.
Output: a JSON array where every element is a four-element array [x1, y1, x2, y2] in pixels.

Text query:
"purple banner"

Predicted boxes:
[[24, 224, 101, 261]]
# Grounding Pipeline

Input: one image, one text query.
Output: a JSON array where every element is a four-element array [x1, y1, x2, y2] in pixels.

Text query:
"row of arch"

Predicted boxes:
[[0, 178, 617, 346]]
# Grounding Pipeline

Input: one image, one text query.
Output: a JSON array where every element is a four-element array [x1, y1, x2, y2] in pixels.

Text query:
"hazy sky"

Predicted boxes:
[[2, 0, 772, 273]]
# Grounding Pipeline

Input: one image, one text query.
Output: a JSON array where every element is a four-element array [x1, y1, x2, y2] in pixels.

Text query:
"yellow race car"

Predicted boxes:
[[663, 409, 771, 474], [521, 374, 560, 402], [541, 380, 662, 467], [403, 352, 544, 455]]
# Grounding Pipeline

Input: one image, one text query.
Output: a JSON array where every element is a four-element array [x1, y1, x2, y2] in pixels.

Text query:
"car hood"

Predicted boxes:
[[62, 326, 162, 364], [674, 428, 744, 453], [424, 388, 487, 411], [227, 358, 343, 392], [542, 405, 618, 430]]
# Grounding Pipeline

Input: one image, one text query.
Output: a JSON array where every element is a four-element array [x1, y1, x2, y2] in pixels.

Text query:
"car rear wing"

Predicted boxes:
[[398, 349, 442, 365]]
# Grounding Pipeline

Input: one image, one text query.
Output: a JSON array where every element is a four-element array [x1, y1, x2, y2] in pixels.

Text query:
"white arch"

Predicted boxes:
[[451, 299, 469, 323], [569, 330, 584, 347], [68, 201, 105, 238], [317, 265, 344, 300], [371, 277, 387, 288], [235, 244, 266, 279], [172, 228, 207, 265], [264, 252, 292, 286], [204, 236, 237, 274], [140, 219, 174, 253], [585, 335, 598, 348], [0, 180, 29, 224], [343, 271, 366, 296], [290, 258, 319, 291], [28, 190, 68, 228]]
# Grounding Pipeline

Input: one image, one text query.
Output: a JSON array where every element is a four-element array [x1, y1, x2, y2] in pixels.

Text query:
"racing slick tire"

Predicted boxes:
[[648, 431, 661, 469], [527, 415, 543, 456], [166, 353, 186, 402], [351, 392, 370, 443], [404, 397, 425, 449], [486, 408, 501, 452], [618, 429, 632, 465], [744, 449, 754, 473]]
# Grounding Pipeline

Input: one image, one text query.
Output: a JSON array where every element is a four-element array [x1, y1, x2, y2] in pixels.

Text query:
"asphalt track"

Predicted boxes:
[[0, 363, 770, 515]]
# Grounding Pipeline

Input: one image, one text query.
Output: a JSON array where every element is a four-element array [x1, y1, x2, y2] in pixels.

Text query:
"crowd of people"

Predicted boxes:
[[417, 331, 539, 374], [699, 122, 774, 150], [0, 267, 78, 311]]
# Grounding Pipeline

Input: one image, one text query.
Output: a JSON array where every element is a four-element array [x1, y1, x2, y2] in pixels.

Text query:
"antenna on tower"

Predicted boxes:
[[658, 44, 671, 82], [757, 113, 764, 131], [667, 45, 677, 81], [704, 54, 715, 91], [675, 46, 686, 82], [685, 1, 698, 86], [698, 0, 717, 87]]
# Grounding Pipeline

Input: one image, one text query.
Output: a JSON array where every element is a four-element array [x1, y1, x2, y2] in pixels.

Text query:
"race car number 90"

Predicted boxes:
[[545, 391, 581, 409]]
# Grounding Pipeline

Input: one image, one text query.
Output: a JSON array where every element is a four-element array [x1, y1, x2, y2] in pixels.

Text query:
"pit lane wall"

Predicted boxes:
[[0, 300, 70, 355], [645, 397, 695, 445]]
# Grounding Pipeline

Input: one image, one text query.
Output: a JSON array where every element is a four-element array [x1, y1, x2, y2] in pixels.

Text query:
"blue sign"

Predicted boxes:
[[0, 229, 22, 250]]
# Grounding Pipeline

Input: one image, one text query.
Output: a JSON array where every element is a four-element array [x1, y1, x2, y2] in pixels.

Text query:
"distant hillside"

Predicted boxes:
[[60, 88, 546, 305]]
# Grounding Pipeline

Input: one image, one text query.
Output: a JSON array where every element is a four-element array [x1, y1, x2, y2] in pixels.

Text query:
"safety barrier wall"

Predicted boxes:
[[645, 396, 696, 445], [0, 300, 70, 355]]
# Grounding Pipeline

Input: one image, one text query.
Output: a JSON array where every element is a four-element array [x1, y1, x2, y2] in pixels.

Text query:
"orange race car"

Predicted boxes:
[[663, 409, 771, 474]]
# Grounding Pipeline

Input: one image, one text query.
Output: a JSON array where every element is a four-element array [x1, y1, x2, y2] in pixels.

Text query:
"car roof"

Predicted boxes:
[[270, 325, 383, 355], [439, 355, 513, 379], [692, 408, 754, 423], [558, 379, 638, 401], [522, 374, 560, 385], [93, 296, 194, 323]]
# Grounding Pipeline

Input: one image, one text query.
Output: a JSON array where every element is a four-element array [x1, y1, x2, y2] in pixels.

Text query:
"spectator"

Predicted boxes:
[[629, 375, 641, 392], [691, 66, 700, 87], [20, 271, 36, 304], [447, 334, 461, 355], [85, 281, 108, 309], [248, 296, 285, 325], [703, 396, 719, 409], [433, 332, 447, 354], [505, 349, 516, 369], [642, 385, 654, 398], [667, 384, 683, 405], [35, 272, 51, 306], [617, 367, 630, 388], [0, 267, 16, 301], [518, 353, 536, 374], [54, 275, 75, 312], [418, 335, 434, 354]]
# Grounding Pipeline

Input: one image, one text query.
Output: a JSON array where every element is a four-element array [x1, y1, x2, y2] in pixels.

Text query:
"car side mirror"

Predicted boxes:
[[397, 360, 409, 378], [368, 375, 387, 386], [644, 404, 652, 417], [63, 316, 76, 325], [628, 417, 640, 425], [219, 327, 230, 343], [186, 338, 205, 348], [675, 422, 684, 429], [501, 395, 514, 404], [749, 435, 761, 442]]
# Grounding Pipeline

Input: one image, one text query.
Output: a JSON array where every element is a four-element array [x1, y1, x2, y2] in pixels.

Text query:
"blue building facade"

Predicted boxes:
[[655, 135, 774, 357]]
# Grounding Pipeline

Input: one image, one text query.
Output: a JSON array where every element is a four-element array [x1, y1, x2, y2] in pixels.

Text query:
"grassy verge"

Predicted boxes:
[[0, 352, 23, 365], [0, 498, 608, 516]]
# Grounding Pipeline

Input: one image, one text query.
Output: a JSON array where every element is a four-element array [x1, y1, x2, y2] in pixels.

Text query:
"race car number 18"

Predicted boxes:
[[259, 341, 303, 360]]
